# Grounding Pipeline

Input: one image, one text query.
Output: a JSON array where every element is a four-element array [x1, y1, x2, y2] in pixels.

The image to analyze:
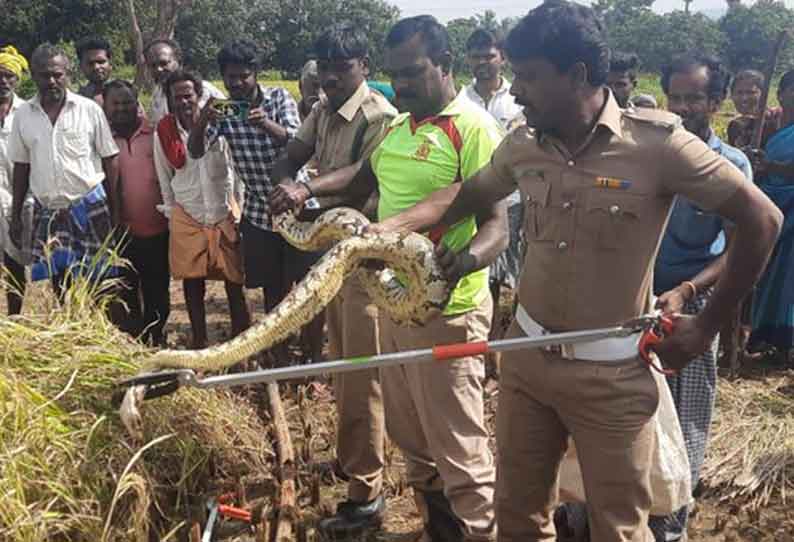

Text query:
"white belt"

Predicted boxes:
[[515, 305, 641, 362]]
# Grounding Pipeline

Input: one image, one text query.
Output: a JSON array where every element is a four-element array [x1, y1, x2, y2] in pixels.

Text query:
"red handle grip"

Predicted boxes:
[[433, 341, 489, 361], [639, 316, 677, 376], [218, 504, 252, 522]]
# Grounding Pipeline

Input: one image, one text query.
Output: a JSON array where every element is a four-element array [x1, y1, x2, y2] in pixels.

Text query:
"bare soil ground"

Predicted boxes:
[[3, 279, 793, 541]]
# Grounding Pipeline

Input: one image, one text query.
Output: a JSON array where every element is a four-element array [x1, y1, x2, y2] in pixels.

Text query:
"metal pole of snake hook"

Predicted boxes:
[[123, 321, 646, 396]]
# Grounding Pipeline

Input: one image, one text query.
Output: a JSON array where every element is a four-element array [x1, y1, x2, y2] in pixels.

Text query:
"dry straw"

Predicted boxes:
[[702, 372, 794, 509], [0, 243, 274, 541]]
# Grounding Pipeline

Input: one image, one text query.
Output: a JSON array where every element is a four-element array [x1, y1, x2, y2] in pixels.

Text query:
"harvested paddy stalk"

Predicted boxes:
[[0, 266, 273, 541]]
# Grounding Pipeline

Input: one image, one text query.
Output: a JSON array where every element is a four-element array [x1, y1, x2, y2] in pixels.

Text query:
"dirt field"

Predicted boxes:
[[3, 278, 793, 541]]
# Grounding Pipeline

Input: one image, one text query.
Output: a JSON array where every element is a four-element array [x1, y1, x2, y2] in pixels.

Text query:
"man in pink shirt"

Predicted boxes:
[[104, 80, 170, 346]]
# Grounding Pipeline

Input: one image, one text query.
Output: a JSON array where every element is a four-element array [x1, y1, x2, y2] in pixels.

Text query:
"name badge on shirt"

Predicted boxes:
[[594, 176, 632, 190]]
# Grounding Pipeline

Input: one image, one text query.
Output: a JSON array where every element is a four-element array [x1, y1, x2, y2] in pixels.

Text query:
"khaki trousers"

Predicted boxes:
[[326, 277, 385, 503], [380, 295, 496, 541], [495, 322, 659, 542]]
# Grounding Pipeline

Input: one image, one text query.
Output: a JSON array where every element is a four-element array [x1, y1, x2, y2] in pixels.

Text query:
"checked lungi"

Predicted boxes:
[[30, 183, 117, 282], [649, 289, 717, 541]]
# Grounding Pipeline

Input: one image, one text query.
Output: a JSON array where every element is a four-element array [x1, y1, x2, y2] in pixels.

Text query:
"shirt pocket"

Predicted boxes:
[[583, 190, 647, 250], [522, 179, 557, 241], [59, 131, 90, 158]]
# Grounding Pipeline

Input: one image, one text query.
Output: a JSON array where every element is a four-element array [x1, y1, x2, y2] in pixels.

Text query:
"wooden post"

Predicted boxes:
[[266, 382, 297, 542]]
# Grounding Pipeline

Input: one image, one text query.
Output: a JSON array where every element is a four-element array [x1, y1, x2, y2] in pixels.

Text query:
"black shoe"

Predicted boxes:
[[317, 494, 385, 540], [421, 490, 464, 542], [553, 503, 589, 542]]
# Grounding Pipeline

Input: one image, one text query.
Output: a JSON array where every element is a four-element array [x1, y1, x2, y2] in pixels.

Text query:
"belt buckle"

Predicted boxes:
[[540, 328, 574, 359], [560, 344, 576, 360]]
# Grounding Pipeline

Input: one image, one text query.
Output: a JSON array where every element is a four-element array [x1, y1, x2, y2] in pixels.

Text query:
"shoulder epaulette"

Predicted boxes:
[[361, 92, 395, 122], [621, 108, 682, 132]]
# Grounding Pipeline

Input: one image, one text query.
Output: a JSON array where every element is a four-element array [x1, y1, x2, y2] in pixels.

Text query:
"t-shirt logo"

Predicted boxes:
[[413, 140, 432, 161]]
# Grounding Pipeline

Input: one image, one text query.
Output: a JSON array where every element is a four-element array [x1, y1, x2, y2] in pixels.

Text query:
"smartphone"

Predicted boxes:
[[211, 99, 250, 121]]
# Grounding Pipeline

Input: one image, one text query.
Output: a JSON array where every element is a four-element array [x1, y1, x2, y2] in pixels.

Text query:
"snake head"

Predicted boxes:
[[119, 385, 146, 441]]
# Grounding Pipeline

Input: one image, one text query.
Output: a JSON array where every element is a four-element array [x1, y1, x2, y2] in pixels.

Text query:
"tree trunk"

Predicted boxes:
[[124, 0, 148, 88], [122, 0, 194, 90]]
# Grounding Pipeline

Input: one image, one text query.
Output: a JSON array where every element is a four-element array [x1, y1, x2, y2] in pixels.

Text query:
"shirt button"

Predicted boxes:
[[567, 160, 575, 167], [558, 241, 568, 250], [609, 205, 621, 215], [562, 201, 573, 210]]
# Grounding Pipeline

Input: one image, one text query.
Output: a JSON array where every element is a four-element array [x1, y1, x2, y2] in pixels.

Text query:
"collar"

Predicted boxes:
[[470, 76, 512, 97], [9, 93, 21, 112], [407, 92, 466, 134], [336, 81, 369, 122], [537, 88, 623, 147], [32, 89, 79, 111], [595, 89, 623, 139], [114, 115, 152, 140]]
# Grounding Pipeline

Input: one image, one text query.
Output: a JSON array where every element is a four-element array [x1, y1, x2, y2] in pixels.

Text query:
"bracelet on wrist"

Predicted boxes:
[[680, 280, 697, 300]]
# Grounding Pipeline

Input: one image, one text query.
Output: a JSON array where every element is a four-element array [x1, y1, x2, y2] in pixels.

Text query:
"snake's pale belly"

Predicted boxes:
[[142, 208, 452, 371]]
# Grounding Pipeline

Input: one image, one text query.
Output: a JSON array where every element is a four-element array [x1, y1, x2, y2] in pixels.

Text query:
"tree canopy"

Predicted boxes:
[[2, 0, 794, 80]]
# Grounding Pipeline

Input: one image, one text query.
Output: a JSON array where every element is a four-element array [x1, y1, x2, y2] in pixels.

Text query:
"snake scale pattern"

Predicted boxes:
[[141, 208, 452, 371]]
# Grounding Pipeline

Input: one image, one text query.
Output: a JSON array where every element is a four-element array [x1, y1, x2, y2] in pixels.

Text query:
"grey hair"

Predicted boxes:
[[30, 43, 71, 70], [300, 60, 319, 85]]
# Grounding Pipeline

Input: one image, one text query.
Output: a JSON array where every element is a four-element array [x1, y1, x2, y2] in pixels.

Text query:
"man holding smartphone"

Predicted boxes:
[[188, 39, 308, 365]]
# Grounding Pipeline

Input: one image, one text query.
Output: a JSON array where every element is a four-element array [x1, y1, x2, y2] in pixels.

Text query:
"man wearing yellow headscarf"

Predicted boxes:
[[0, 44, 34, 316]]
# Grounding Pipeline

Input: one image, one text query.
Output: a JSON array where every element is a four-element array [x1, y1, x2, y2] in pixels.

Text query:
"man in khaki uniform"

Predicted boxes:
[[271, 22, 397, 539], [272, 16, 507, 542], [370, 3, 782, 541]]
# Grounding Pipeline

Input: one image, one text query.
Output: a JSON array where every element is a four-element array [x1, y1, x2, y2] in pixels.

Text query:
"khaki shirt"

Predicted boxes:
[[296, 81, 397, 175], [479, 92, 744, 330]]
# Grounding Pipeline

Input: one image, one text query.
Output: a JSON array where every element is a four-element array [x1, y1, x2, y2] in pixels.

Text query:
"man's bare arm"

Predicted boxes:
[[268, 159, 378, 215], [698, 185, 781, 329], [656, 183, 781, 369], [272, 139, 314, 184], [375, 166, 517, 233], [187, 99, 220, 158], [437, 197, 509, 283]]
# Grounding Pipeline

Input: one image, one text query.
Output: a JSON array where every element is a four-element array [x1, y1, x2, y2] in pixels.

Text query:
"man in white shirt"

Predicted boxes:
[[145, 39, 226, 125], [461, 28, 527, 374], [0, 45, 33, 315], [8, 43, 120, 298], [153, 69, 250, 350], [460, 29, 522, 130]]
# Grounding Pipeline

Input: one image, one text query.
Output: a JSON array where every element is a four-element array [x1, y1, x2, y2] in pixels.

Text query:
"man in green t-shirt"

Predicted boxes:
[[269, 15, 507, 542]]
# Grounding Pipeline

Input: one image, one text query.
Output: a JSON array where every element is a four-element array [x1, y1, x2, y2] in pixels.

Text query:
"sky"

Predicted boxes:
[[392, 0, 792, 22]]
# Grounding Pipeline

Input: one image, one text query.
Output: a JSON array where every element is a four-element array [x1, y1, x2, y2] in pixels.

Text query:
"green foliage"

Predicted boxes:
[[266, 0, 400, 76], [7, 0, 794, 85], [175, 0, 280, 77], [446, 17, 478, 76], [719, 3, 794, 73], [0, 0, 127, 58], [445, 10, 518, 78]]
